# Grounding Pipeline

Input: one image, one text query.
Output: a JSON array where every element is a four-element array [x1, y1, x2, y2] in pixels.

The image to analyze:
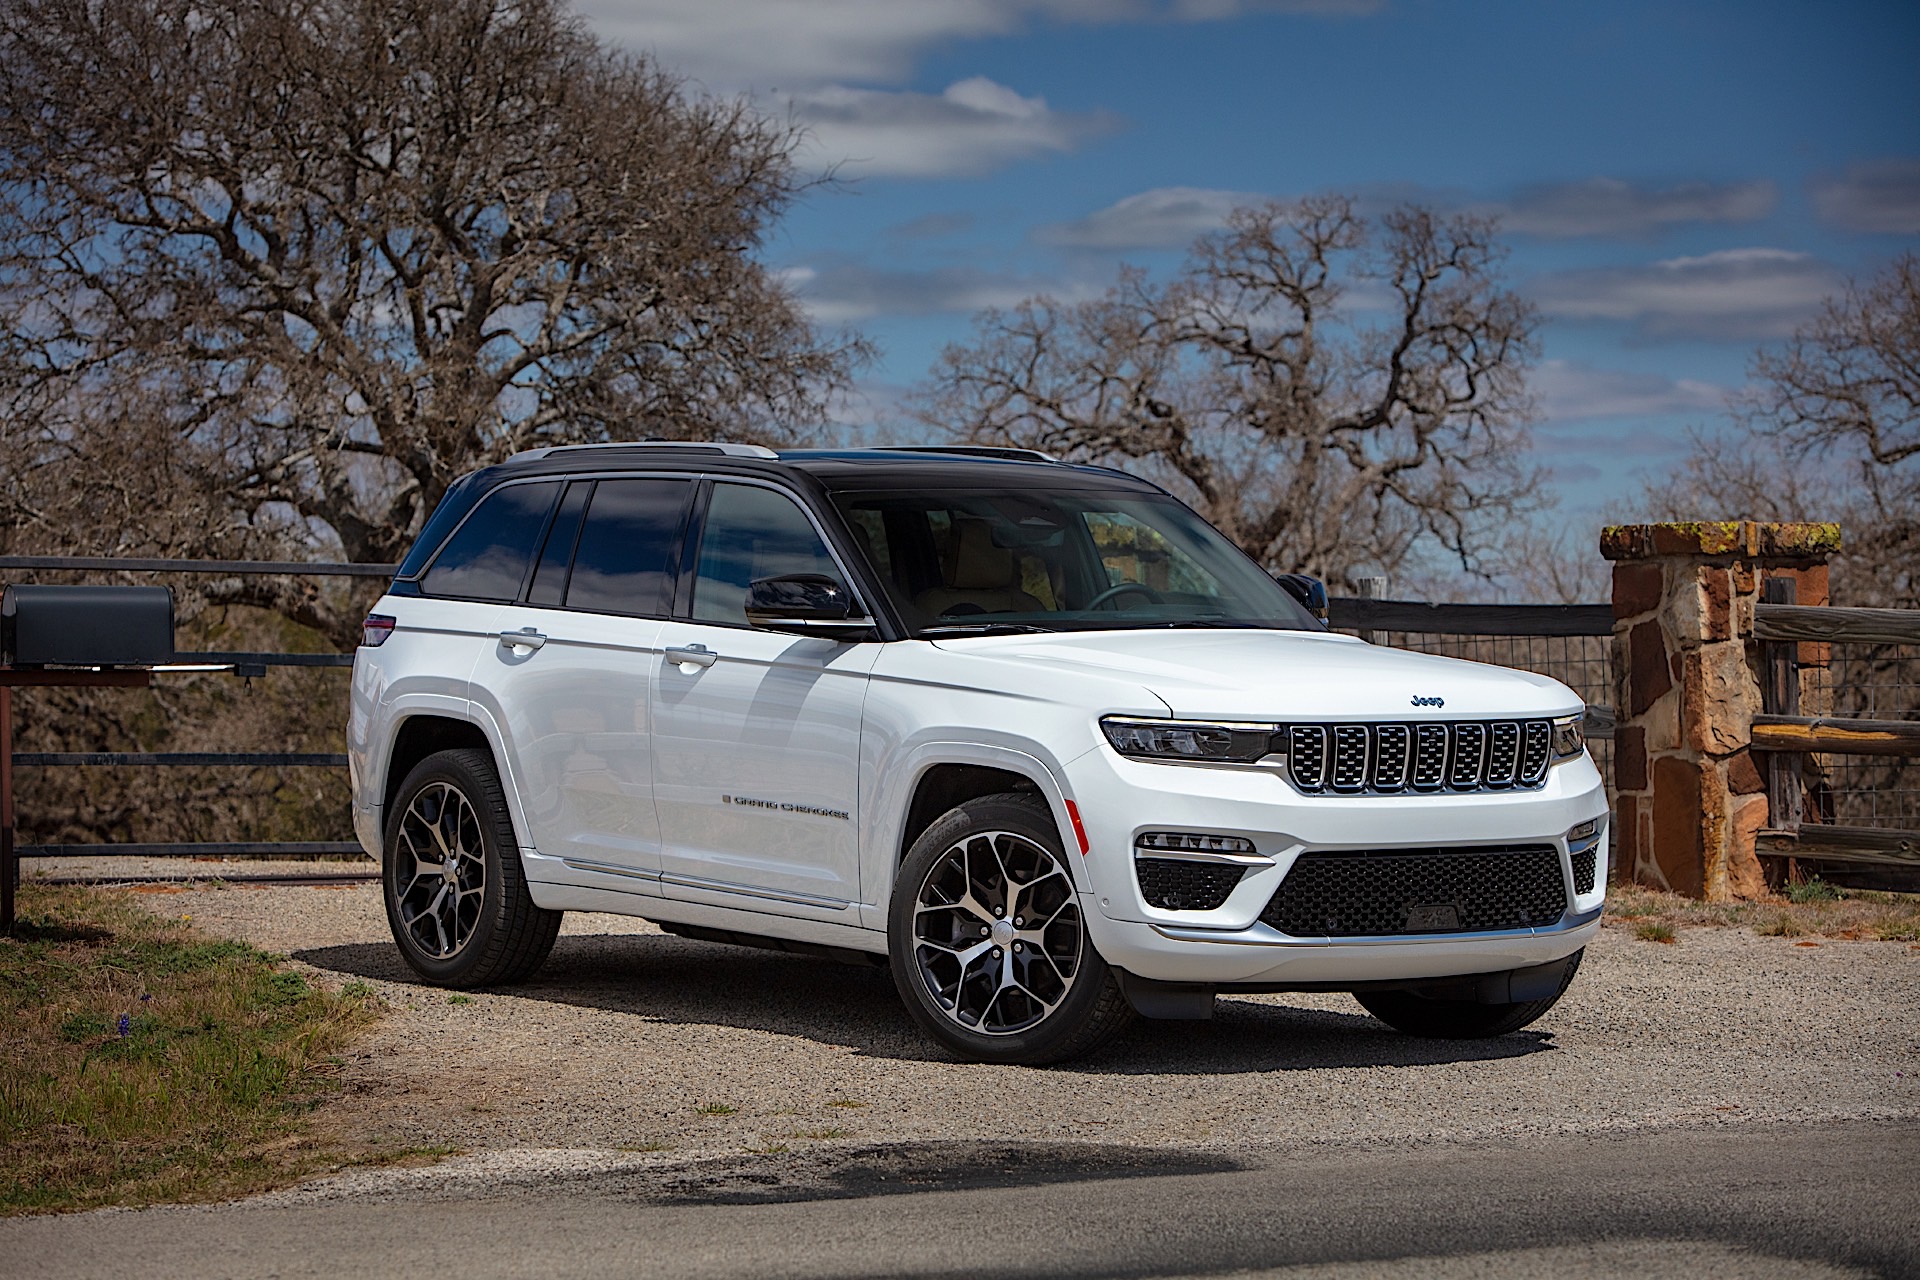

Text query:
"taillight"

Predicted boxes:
[[362, 614, 396, 647]]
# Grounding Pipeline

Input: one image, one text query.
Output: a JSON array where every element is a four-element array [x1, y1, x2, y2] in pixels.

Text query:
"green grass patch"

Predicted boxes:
[[695, 1101, 738, 1116], [0, 883, 379, 1215], [1634, 920, 1676, 944]]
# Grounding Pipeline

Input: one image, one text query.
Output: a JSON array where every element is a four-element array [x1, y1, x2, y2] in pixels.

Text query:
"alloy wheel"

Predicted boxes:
[[393, 780, 487, 960], [911, 830, 1082, 1034]]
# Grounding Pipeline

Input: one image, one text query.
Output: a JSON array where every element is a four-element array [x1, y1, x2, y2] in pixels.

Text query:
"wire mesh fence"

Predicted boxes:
[[1808, 641, 1920, 830]]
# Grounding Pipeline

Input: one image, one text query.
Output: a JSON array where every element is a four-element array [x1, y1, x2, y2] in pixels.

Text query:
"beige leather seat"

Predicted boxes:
[[916, 518, 1045, 617]]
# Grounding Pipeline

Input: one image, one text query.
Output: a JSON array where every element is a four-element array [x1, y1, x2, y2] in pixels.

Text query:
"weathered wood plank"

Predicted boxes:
[[1329, 598, 1614, 637], [1751, 715, 1920, 757], [1752, 604, 1920, 646], [1755, 825, 1920, 866]]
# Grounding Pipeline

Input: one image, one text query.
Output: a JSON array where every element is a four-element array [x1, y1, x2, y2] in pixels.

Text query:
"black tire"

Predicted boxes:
[[889, 793, 1134, 1065], [1354, 949, 1584, 1039], [382, 747, 561, 987]]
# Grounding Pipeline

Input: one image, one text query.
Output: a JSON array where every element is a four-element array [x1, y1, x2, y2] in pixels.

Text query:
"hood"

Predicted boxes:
[[928, 628, 1582, 721]]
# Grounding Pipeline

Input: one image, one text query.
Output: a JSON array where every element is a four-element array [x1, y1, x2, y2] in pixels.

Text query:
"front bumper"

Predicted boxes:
[[1064, 743, 1610, 986]]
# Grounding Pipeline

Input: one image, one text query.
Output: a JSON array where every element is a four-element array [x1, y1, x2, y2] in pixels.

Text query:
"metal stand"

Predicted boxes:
[[0, 668, 151, 934]]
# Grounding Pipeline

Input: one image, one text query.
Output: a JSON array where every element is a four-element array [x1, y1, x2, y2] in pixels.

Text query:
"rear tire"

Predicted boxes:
[[383, 747, 561, 987], [1355, 950, 1583, 1039], [889, 793, 1133, 1065]]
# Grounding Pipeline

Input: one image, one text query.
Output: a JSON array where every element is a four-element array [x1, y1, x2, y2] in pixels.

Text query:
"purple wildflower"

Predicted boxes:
[[116, 1013, 131, 1037]]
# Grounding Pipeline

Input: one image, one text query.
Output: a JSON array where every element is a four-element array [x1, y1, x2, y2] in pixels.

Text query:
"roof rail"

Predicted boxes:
[[508, 441, 779, 463], [877, 445, 1060, 463]]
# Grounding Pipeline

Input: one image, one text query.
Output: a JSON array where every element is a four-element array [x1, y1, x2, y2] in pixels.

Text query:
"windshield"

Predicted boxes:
[[832, 487, 1322, 636]]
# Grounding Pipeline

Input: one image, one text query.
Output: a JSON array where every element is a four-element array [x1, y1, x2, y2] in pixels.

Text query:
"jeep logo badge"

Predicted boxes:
[[1410, 695, 1445, 708]]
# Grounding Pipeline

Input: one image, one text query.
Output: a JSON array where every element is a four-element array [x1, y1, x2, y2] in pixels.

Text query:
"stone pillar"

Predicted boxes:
[[1599, 522, 1840, 901]]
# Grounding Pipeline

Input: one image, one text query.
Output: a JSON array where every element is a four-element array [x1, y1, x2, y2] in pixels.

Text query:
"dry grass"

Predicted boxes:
[[0, 883, 380, 1215], [1606, 882, 1920, 943]]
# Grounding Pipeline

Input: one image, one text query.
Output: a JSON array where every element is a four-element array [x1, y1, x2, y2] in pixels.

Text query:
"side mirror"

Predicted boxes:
[[745, 574, 877, 641], [1271, 572, 1329, 622]]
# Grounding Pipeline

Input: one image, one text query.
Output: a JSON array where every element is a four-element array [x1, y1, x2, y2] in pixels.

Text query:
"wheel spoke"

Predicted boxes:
[[392, 779, 487, 961]]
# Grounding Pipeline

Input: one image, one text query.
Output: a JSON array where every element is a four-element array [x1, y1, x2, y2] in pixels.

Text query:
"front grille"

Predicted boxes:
[[1136, 858, 1244, 911], [1287, 720, 1554, 795], [1572, 844, 1598, 895], [1260, 845, 1568, 937]]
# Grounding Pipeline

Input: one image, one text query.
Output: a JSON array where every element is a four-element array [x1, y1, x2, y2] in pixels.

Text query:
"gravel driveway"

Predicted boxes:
[[130, 878, 1920, 1162]]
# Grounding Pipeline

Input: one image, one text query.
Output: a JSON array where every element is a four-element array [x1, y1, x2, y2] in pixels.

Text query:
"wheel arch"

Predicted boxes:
[[865, 743, 1089, 925]]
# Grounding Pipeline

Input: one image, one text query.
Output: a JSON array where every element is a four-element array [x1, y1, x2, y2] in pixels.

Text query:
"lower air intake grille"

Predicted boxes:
[[1136, 858, 1245, 912], [1260, 845, 1567, 938], [1572, 845, 1598, 895]]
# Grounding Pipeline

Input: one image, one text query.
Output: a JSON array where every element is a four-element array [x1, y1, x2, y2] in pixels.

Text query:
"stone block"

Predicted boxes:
[[1702, 567, 1731, 640], [1681, 645, 1759, 755], [1615, 725, 1647, 791], [1728, 792, 1770, 901], [1650, 755, 1706, 898], [1753, 523, 1842, 558], [1611, 563, 1663, 619], [1726, 749, 1765, 795], [1628, 619, 1673, 716]]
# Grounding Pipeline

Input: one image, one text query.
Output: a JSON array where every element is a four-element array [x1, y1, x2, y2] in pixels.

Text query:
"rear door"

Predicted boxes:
[[650, 480, 880, 914], [467, 475, 694, 879]]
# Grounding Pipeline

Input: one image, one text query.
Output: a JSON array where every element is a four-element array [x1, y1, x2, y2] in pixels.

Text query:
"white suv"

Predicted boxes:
[[349, 443, 1607, 1063]]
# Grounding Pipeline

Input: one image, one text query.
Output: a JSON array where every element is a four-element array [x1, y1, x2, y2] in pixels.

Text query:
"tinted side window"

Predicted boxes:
[[692, 484, 843, 626], [565, 479, 690, 616], [527, 481, 591, 607], [420, 481, 560, 602]]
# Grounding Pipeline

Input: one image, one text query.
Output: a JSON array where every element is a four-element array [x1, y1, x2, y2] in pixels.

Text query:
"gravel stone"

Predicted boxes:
[[132, 883, 1920, 1165]]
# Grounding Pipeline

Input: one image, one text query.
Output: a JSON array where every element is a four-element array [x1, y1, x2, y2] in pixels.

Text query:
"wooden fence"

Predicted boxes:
[[1751, 584, 1920, 886]]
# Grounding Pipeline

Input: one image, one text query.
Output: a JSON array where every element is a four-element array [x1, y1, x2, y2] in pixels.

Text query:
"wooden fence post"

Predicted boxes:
[[1356, 576, 1388, 646]]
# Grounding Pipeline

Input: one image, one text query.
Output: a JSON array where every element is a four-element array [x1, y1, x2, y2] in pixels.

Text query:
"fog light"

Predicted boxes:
[[1568, 818, 1599, 843], [1136, 832, 1255, 854]]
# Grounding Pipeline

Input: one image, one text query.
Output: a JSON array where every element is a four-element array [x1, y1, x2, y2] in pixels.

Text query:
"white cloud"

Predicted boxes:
[[1036, 186, 1259, 248], [1491, 178, 1776, 239], [579, 0, 1378, 90], [1810, 158, 1920, 235], [791, 77, 1114, 178], [1529, 248, 1842, 341], [1531, 360, 1731, 423], [781, 259, 1052, 323]]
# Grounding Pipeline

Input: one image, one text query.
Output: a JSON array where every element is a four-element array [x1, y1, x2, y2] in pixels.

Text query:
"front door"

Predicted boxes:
[[650, 481, 879, 913]]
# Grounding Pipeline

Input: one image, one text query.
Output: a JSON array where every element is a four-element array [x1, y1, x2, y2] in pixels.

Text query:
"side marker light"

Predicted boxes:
[[1064, 799, 1090, 855]]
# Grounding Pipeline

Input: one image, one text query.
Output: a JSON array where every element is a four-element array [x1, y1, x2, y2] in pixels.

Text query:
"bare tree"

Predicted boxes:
[[0, 0, 863, 646], [1649, 254, 1918, 608], [916, 197, 1541, 587]]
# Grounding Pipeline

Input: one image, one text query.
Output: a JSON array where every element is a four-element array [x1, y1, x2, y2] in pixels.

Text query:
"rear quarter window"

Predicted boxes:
[[419, 481, 561, 602]]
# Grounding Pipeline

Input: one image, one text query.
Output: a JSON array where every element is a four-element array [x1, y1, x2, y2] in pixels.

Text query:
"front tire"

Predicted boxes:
[[383, 747, 561, 987], [889, 793, 1133, 1065], [1355, 949, 1583, 1039]]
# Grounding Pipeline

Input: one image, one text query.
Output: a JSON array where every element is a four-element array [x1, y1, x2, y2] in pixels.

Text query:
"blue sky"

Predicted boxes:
[[581, 0, 1920, 525]]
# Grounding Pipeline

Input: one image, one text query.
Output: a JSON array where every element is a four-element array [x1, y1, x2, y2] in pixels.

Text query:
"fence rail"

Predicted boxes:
[[0, 555, 397, 578]]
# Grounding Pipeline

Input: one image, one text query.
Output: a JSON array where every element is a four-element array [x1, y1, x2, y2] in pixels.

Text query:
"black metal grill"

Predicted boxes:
[[1571, 844, 1598, 895], [1260, 845, 1568, 937], [1287, 720, 1554, 795], [1136, 858, 1245, 911]]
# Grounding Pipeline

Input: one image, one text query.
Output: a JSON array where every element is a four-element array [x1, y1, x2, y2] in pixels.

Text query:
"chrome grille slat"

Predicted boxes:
[[1486, 721, 1520, 788], [1450, 722, 1486, 789], [1520, 721, 1551, 784], [1289, 725, 1329, 791], [1373, 724, 1410, 791], [1287, 720, 1555, 796], [1331, 725, 1370, 791]]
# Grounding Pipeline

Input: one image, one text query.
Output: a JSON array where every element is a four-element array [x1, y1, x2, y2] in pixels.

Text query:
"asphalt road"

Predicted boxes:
[[4, 1120, 1914, 1279]]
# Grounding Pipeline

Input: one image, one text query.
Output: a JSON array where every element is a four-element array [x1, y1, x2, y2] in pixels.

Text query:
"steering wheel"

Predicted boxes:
[[1085, 581, 1164, 611]]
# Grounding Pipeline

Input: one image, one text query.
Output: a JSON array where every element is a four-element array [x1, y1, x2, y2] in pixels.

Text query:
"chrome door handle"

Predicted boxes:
[[665, 644, 717, 670], [498, 627, 547, 651]]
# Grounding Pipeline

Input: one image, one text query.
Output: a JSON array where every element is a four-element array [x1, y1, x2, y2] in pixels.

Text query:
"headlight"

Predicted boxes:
[[1101, 717, 1278, 764], [1551, 713, 1585, 762]]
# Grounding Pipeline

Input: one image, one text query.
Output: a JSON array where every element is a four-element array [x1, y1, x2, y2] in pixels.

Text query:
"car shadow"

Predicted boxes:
[[294, 931, 1556, 1075]]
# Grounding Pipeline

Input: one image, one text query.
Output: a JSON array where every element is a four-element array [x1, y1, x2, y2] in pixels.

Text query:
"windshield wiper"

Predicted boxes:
[[919, 622, 1057, 637]]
